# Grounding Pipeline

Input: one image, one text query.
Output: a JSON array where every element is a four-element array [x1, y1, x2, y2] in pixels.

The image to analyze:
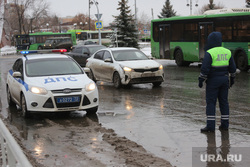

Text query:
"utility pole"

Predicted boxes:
[[89, 0, 91, 30], [135, 0, 137, 30]]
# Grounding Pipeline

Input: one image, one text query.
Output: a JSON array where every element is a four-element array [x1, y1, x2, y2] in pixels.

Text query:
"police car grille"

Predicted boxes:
[[51, 88, 82, 94], [134, 68, 159, 72]]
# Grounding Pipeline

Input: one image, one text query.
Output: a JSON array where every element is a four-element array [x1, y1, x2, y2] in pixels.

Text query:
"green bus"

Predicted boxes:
[[151, 10, 250, 71], [15, 32, 77, 51], [67, 29, 113, 46]]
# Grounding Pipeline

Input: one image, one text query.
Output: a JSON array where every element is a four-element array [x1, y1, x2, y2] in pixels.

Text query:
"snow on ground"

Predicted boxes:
[[0, 46, 17, 56]]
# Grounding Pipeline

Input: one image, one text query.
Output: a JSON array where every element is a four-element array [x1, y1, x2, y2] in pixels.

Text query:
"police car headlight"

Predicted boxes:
[[86, 82, 96, 92], [30, 86, 48, 95]]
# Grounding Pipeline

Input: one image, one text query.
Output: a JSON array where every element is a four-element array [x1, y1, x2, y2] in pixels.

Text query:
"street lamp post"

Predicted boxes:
[[74, 23, 77, 36], [80, 22, 83, 30], [186, 0, 198, 15], [91, 0, 101, 45], [46, 23, 49, 32], [89, 0, 92, 31]]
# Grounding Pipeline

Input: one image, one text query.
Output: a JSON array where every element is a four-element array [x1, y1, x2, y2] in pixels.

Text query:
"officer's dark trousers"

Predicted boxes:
[[206, 76, 229, 130]]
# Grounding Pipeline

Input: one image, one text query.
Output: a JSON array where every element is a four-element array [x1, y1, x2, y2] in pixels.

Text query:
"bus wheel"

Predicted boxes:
[[175, 50, 184, 66], [38, 46, 42, 50], [236, 51, 248, 71]]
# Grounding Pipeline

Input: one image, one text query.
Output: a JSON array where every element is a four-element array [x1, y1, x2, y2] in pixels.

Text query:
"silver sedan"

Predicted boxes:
[[85, 47, 164, 88]]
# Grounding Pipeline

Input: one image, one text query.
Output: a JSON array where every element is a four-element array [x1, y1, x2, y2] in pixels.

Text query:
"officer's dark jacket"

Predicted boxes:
[[201, 32, 236, 78]]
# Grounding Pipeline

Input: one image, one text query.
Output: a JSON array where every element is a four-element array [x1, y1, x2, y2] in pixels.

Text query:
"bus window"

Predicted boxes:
[[153, 22, 159, 42], [171, 23, 184, 41], [215, 19, 232, 41], [30, 36, 35, 44], [92, 33, 98, 39], [184, 23, 198, 41], [233, 20, 250, 42]]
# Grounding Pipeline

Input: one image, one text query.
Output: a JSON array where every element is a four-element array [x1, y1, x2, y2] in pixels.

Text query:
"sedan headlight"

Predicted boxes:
[[29, 86, 48, 95], [123, 66, 132, 72], [86, 82, 96, 92], [159, 65, 163, 70]]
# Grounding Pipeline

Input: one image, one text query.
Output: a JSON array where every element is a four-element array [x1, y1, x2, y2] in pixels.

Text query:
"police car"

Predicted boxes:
[[6, 50, 98, 117]]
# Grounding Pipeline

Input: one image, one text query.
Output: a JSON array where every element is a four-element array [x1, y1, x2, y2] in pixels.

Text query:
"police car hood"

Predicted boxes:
[[26, 74, 91, 90], [118, 60, 160, 69]]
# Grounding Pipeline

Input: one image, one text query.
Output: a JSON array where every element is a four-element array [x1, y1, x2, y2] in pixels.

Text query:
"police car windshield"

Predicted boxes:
[[26, 58, 83, 77]]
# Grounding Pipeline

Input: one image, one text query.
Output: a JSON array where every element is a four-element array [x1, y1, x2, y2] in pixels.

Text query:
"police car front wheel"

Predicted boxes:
[[7, 86, 15, 107], [21, 94, 30, 118]]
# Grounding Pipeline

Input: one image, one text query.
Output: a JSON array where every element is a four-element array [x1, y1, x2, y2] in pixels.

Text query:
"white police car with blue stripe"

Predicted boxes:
[[6, 50, 98, 117]]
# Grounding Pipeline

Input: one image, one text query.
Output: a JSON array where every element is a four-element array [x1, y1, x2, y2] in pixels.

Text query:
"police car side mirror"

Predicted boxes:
[[12, 72, 22, 78], [83, 67, 90, 73], [83, 67, 90, 77]]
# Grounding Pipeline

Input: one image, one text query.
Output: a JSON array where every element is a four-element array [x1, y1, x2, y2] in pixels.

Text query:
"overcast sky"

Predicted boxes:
[[45, 0, 247, 26]]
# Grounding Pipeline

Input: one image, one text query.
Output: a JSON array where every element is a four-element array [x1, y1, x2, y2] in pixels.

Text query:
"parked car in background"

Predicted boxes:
[[67, 45, 106, 67], [6, 51, 98, 117], [85, 47, 164, 88], [43, 37, 73, 51]]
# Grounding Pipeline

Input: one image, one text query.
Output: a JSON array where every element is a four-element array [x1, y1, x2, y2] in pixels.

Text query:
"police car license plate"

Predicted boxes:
[[56, 96, 80, 103]]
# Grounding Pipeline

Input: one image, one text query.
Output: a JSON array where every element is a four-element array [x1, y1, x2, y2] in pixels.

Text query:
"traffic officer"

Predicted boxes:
[[198, 31, 236, 133]]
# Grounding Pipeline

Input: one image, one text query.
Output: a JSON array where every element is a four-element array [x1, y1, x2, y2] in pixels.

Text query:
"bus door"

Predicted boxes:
[[199, 22, 213, 60], [159, 24, 170, 59]]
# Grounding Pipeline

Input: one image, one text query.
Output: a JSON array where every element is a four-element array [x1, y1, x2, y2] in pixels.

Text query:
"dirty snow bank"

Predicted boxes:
[[0, 46, 17, 56]]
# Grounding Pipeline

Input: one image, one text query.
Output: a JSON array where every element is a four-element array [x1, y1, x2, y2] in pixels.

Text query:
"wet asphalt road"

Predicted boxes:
[[1, 55, 250, 167]]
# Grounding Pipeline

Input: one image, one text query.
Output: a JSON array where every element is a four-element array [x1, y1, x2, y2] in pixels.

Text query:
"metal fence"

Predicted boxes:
[[0, 119, 32, 167]]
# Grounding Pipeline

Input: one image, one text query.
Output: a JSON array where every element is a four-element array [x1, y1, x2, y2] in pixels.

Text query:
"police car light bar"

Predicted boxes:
[[20, 49, 67, 55]]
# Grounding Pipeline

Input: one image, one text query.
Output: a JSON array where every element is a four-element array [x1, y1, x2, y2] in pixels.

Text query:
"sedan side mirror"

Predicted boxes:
[[83, 52, 89, 56], [104, 58, 112, 63]]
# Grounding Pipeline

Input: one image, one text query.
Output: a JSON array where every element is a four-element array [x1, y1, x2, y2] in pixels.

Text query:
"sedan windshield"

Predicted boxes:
[[112, 50, 149, 61], [26, 58, 83, 77]]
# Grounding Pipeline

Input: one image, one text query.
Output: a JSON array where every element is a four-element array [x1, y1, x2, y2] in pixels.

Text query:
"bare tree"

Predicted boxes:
[[7, 0, 49, 34], [26, 0, 49, 33], [137, 12, 151, 40], [72, 13, 96, 30]]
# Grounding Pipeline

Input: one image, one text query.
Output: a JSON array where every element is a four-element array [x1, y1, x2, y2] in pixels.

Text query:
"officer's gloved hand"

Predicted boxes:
[[230, 76, 235, 87], [198, 77, 205, 88]]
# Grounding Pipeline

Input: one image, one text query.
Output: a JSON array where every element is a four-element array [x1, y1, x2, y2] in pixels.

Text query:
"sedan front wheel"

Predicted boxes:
[[113, 72, 122, 88], [88, 69, 97, 82]]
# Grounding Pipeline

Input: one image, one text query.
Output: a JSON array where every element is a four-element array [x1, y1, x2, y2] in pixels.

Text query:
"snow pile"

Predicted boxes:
[[0, 46, 17, 56]]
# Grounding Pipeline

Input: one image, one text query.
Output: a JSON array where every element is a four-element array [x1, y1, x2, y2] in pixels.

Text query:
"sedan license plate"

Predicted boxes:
[[141, 73, 155, 77], [56, 96, 80, 103]]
